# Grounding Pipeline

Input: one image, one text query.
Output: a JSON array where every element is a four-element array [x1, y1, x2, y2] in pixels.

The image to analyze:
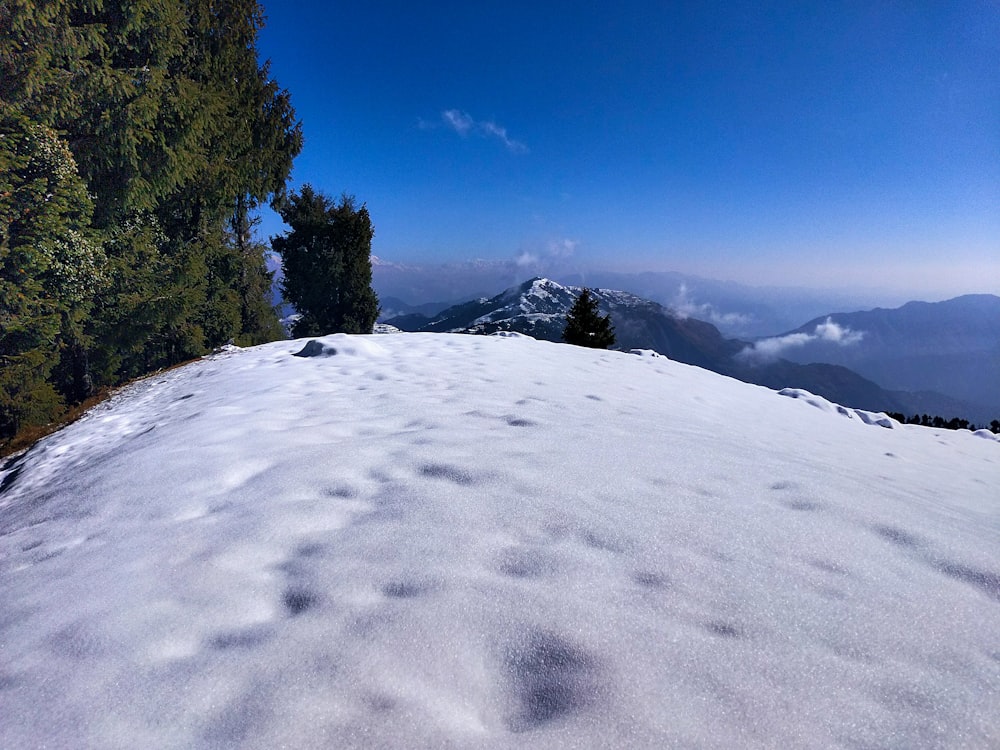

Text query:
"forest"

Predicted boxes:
[[1, 0, 302, 448]]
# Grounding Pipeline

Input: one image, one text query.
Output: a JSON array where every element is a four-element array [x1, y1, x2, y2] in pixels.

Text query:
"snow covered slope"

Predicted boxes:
[[1, 333, 998, 749]]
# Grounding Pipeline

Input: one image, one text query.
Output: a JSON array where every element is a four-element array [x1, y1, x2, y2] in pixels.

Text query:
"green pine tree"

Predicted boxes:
[[1, 0, 301, 403], [562, 288, 616, 349], [0, 105, 105, 440], [230, 208, 285, 346], [273, 187, 380, 337]]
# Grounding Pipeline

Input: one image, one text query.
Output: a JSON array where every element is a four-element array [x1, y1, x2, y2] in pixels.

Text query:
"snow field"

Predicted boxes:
[[1, 332, 998, 748]]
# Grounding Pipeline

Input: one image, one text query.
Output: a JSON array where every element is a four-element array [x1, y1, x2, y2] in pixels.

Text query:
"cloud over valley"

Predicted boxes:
[[739, 318, 865, 363]]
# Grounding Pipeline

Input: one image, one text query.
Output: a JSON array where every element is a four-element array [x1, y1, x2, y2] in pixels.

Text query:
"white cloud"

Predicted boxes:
[[441, 109, 474, 136], [741, 332, 813, 361], [479, 119, 528, 154], [671, 283, 752, 329], [738, 317, 865, 364], [814, 318, 865, 345], [547, 238, 577, 258], [515, 251, 539, 267], [431, 109, 528, 153], [512, 238, 579, 269]]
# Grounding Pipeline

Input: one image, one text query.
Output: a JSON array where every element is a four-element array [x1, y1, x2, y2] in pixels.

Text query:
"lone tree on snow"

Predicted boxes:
[[273, 186, 380, 337], [562, 288, 616, 349]]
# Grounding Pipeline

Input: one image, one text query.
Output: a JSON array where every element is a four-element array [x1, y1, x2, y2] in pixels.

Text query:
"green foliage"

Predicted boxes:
[[274, 186, 380, 337], [0, 0, 301, 445], [0, 104, 105, 438], [562, 288, 616, 349], [230, 206, 284, 346], [87, 212, 209, 383], [2, 1, 194, 223]]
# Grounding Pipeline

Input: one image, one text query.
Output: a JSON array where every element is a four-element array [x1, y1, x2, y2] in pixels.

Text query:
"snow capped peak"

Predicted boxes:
[[528, 276, 559, 289]]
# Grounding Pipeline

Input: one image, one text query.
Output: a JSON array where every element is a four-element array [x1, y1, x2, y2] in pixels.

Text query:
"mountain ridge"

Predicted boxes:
[[368, 258, 922, 337], [767, 294, 1000, 418]]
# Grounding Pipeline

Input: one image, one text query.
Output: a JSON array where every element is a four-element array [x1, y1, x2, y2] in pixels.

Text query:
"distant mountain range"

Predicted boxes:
[[763, 295, 1000, 420], [368, 257, 913, 338], [386, 278, 997, 423], [271, 253, 928, 339]]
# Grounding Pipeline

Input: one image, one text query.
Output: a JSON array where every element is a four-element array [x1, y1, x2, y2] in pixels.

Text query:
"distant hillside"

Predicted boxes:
[[765, 295, 1000, 420], [387, 278, 981, 420]]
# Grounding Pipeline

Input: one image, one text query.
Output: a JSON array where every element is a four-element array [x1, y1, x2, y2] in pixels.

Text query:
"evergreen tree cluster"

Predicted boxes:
[[1, 0, 302, 445]]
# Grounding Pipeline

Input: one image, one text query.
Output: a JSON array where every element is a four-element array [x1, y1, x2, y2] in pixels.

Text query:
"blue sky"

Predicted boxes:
[[255, 1, 998, 296]]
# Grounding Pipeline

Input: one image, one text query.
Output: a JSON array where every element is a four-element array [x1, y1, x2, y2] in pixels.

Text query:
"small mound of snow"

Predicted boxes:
[[211, 343, 243, 356], [973, 429, 1000, 441], [777, 388, 893, 428], [853, 409, 895, 429], [629, 348, 663, 358], [777, 387, 813, 401], [373, 323, 402, 334], [490, 331, 533, 339], [777, 388, 847, 415], [291, 334, 389, 359], [292, 340, 338, 357]]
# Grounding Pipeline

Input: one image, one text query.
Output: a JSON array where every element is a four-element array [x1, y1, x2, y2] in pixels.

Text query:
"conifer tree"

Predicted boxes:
[[0, 105, 105, 439], [0, 0, 301, 415], [273, 187, 380, 337], [230, 209, 285, 346], [562, 288, 616, 349]]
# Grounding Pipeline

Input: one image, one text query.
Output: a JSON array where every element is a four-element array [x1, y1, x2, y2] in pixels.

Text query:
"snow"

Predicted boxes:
[[1, 332, 998, 749], [777, 387, 897, 428]]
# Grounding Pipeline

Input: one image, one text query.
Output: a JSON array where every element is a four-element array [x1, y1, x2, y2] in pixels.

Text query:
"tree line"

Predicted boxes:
[[885, 413, 1000, 434], [1, 0, 304, 448]]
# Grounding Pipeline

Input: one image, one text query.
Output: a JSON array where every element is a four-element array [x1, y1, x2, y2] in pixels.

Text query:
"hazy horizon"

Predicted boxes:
[[256, 2, 998, 302], [264, 224, 995, 307]]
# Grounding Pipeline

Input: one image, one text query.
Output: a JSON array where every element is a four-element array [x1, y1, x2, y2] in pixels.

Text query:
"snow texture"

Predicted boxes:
[[1, 333, 998, 749], [776, 388, 897, 428]]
